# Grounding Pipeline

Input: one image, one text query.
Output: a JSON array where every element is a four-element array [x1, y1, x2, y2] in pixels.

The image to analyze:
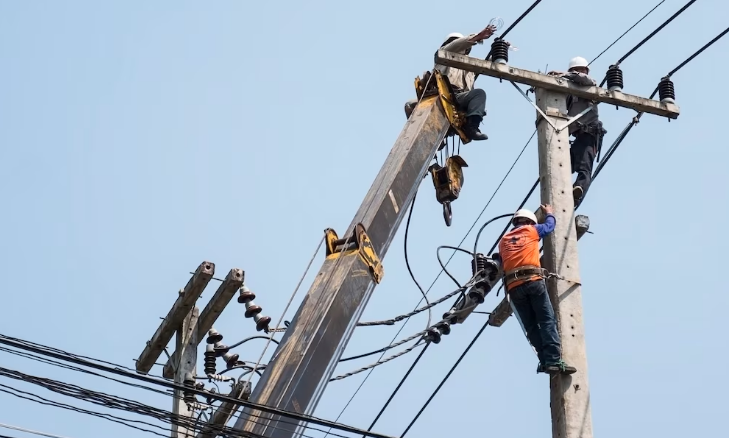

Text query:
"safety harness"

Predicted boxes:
[[575, 120, 608, 163], [503, 265, 578, 290]]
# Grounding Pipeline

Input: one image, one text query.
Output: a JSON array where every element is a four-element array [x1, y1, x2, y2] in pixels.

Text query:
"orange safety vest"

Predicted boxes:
[[498, 225, 542, 291]]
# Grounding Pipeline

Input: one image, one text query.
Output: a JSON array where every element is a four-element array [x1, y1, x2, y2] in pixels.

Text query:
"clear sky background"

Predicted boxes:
[[1, 1, 726, 437]]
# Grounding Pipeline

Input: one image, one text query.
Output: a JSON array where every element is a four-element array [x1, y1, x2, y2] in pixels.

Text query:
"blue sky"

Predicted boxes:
[[0, 1, 726, 437]]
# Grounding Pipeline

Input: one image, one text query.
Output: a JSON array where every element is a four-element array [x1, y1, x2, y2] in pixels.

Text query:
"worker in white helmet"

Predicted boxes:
[[548, 57, 607, 207], [497, 205, 577, 375], [405, 25, 499, 141]]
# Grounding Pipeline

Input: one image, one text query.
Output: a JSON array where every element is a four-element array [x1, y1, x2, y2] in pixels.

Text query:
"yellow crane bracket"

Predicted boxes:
[[414, 70, 472, 144], [323, 224, 384, 284], [429, 155, 469, 226]]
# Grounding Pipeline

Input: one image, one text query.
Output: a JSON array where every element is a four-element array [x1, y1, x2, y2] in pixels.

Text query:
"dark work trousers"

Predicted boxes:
[[403, 88, 487, 119], [509, 279, 561, 365], [454, 88, 487, 118], [570, 131, 598, 198]]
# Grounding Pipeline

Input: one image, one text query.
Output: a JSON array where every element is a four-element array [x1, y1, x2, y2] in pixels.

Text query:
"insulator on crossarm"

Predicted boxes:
[[183, 378, 197, 404], [213, 342, 230, 356], [490, 38, 509, 65], [222, 352, 240, 369], [658, 76, 675, 104], [253, 313, 272, 332], [606, 65, 624, 92], [203, 344, 217, 375], [206, 328, 223, 344]]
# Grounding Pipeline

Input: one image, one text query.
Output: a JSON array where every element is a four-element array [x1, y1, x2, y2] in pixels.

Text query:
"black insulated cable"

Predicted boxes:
[[599, 0, 697, 87], [588, 0, 666, 66], [594, 25, 729, 180], [363, 343, 431, 437], [500, 0, 542, 39]]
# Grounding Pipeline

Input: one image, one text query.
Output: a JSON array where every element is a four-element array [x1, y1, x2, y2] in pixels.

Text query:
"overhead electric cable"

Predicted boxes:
[[0, 334, 398, 438], [594, 24, 729, 180], [599, 0, 698, 86], [589, 0, 666, 66]]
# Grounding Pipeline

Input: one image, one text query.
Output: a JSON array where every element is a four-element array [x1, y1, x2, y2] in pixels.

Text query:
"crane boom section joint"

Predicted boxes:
[[325, 224, 384, 284]]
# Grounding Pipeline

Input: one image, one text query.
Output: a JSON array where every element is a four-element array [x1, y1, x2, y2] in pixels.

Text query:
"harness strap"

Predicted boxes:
[[503, 265, 545, 288]]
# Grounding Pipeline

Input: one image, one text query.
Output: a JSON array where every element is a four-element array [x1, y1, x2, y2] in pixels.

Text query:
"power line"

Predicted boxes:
[[594, 25, 729, 179], [0, 423, 77, 438], [589, 0, 666, 66], [0, 334, 397, 438], [599, 0, 697, 86], [500, 0, 542, 39]]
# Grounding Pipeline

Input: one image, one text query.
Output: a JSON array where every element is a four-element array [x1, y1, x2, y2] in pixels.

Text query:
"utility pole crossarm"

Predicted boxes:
[[163, 268, 244, 378], [434, 50, 680, 118], [135, 261, 215, 374]]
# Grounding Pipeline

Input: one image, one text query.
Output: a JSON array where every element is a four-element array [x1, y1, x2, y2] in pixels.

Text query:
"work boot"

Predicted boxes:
[[544, 360, 577, 375], [573, 186, 584, 204], [536, 362, 545, 374], [463, 116, 488, 141]]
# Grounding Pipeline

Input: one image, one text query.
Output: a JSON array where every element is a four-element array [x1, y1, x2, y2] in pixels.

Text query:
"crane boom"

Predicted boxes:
[[233, 89, 456, 438]]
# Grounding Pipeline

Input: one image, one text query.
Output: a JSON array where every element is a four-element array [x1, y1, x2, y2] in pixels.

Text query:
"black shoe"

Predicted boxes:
[[543, 360, 577, 375], [463, 116, 488, 141], [573, 186, 584, 203]]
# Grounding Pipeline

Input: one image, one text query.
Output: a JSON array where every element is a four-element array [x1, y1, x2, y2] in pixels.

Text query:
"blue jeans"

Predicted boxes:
[[509, 279, 561, 364]]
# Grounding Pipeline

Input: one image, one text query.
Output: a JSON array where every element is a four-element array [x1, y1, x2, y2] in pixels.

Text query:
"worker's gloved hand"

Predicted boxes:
[[540, 204, 553, 215]]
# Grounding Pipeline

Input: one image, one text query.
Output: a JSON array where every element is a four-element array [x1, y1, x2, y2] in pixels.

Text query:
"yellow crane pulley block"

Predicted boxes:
[[429, 155, 468, 227]]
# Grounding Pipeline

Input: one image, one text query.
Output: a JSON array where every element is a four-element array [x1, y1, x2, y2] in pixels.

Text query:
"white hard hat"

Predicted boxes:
[[568, 56, 589, 71], [445, 32, 464, 41], [513, 209, 537, 225]]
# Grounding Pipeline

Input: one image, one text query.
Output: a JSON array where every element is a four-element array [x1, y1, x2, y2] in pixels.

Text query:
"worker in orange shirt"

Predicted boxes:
[[498, 205, 577, 375]]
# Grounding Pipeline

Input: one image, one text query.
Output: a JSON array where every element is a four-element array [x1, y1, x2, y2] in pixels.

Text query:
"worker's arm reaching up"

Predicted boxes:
[[534, 204, 555, 238], [441, 24, 497, 54]]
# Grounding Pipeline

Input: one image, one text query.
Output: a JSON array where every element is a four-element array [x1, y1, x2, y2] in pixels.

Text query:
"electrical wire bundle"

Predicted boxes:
[[0, 334, 396, 438]]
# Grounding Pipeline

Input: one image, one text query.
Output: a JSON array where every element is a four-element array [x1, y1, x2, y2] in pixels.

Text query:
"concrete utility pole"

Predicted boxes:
[[172, 306, 199, 438], [135, 262, 247, 438], [434, 50, 680, 438]]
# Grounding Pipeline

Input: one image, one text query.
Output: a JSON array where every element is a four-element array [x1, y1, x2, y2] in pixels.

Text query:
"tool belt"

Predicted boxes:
[[503, 265, 545, 288], [575, 121, 608, 162]]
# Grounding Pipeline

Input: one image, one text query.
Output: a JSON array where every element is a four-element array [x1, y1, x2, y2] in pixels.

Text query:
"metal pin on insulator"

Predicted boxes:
[[658, 76, 675, 104], [606, 65, 624, 92], [203, 344, 217, 376], [491, 38, 509, 65], [206, 328, 223, 344], [183, 378, 197, 404]]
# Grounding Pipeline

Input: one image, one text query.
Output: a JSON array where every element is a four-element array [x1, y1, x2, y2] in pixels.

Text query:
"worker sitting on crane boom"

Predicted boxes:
[[498, 206, 577, 375], [548, 56, 607, 207], [405, 25, 499, 141]]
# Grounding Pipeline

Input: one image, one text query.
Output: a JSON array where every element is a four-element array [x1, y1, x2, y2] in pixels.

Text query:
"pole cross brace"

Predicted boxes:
[[511, 81, 593, 133]]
